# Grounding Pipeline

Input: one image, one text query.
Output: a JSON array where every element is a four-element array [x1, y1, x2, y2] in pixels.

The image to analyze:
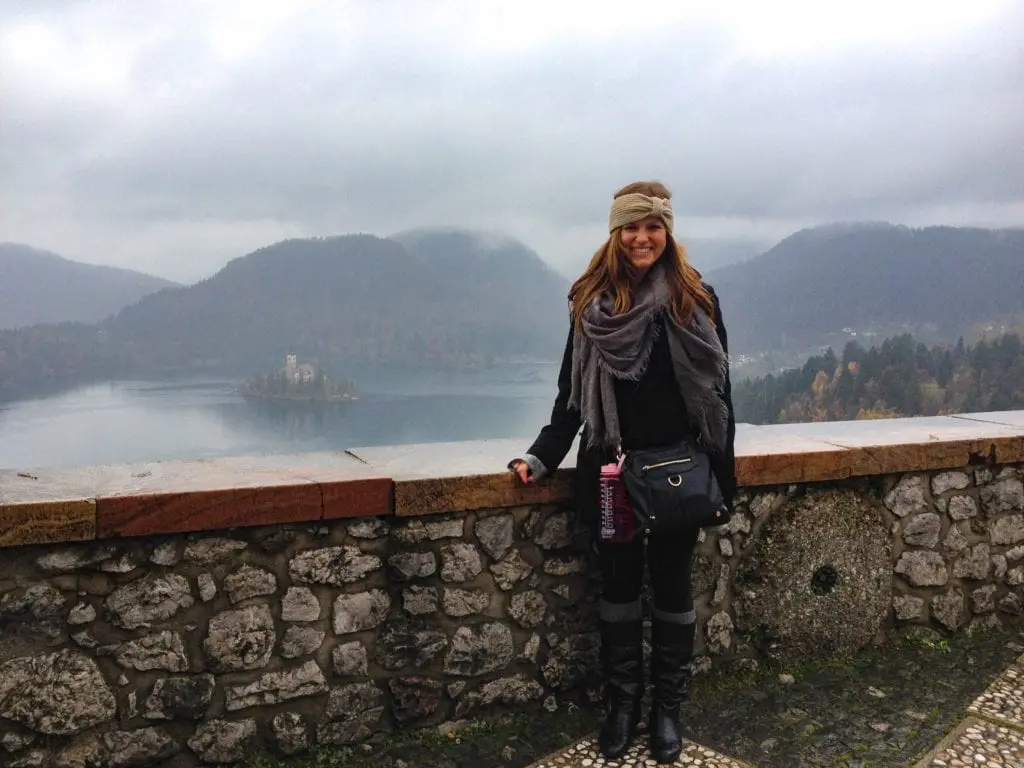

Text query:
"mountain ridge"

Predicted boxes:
[[105, 231, 570, 370], [3, 223, 1022, 402], [0, 243, 180, 329], [705, 223, 1024, 355]]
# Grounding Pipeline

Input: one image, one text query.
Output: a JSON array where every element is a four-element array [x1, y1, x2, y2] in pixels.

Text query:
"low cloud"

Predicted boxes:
[[2, 0, 1021, 282]]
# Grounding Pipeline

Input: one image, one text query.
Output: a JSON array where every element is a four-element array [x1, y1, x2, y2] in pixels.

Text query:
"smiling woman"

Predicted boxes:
[[508, 180, 737, 763]]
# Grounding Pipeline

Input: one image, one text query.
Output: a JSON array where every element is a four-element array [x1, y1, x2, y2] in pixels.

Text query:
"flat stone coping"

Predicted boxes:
[[1, 411, 1021, 548]]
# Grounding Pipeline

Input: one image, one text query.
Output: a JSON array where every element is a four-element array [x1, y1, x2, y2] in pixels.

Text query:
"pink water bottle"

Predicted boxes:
[[599, 455, 635, 543]]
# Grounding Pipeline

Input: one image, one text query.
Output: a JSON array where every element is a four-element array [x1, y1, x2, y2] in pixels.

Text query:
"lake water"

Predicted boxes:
[[0, 363, 560, 470]]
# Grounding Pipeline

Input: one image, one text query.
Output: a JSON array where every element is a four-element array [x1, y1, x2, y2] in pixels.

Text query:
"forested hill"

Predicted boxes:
[[107, 231, 569, 369], [706, 224, 1024, 354], [0, 231, 571, 400], [733, 332, 1024, 424], [0, 243, 178, 329]]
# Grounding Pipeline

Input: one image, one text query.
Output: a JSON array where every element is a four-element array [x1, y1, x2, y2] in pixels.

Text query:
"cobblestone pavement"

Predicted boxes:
[[911, 649, 1024, 767], [527, 624, 1024, 768], [527, 735, 752, 767]]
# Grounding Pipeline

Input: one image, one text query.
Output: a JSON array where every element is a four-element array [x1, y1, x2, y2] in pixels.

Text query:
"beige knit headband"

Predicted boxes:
[[608, 193, 674, 234]]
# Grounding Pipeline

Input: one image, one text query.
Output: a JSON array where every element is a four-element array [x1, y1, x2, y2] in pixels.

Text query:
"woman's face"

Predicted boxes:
[[620, 216, 668, 275]]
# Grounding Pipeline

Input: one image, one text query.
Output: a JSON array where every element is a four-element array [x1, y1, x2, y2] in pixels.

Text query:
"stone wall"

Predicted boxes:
[[0, 461, 1022, 766], [0, 505, 596, 766], [716, 464, 1024, 665]]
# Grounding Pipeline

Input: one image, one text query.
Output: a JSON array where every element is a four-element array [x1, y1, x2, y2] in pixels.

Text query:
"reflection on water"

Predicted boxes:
[[224, 398, 360, 439], [0, 363, 559, 469]]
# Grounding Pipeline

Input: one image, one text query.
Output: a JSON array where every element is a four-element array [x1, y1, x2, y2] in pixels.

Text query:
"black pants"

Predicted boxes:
[[598, 527, 699, 624]]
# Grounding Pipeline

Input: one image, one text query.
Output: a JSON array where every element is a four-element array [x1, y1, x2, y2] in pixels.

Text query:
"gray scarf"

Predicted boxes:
[[568, 260, 729, 455]]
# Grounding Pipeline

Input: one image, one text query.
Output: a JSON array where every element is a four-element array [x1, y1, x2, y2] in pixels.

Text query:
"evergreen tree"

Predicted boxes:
[[733, 332, 1024, 424]]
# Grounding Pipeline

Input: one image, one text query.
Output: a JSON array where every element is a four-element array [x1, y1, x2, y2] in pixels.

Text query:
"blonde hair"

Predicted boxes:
[[569, 180, 715, 330]]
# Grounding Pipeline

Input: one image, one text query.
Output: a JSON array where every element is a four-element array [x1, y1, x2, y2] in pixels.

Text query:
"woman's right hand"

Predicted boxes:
[[508, 459, 533, 484]]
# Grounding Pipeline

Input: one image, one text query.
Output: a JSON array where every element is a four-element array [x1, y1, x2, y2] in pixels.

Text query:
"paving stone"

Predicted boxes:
[[914, 717, 1024, 768], [967, 664, 1024, 727], [526, 734, 751, 767]]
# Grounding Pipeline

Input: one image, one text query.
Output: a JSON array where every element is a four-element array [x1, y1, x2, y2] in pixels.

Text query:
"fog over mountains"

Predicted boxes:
[[705, 223, 1024, 354], [109, 230, 571, 370], [1, 223, 1021, 403], [0, 243, 179, 330]]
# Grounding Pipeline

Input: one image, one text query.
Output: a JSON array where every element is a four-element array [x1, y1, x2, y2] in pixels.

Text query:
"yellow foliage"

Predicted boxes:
[[811, 370, 830, 400], [856, 406, 900, 420]]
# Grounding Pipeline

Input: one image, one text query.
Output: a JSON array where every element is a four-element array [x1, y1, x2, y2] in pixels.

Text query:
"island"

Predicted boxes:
[[241, 354, 359, 402]]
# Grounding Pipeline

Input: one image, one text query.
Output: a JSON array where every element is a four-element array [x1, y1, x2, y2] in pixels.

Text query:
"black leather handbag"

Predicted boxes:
[[620, 435, 731, 533]]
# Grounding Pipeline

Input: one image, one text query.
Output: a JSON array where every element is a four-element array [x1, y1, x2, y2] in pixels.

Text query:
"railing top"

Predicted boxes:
[[2, 411, 1022, 548]]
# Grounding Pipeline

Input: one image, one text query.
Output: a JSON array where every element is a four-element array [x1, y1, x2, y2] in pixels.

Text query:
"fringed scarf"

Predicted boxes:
[[568, 259, 729, 455]]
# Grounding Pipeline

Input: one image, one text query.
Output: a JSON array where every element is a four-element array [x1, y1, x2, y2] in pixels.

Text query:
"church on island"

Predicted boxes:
[[284, 353, 316, 384], [241, 354, 358, 401]]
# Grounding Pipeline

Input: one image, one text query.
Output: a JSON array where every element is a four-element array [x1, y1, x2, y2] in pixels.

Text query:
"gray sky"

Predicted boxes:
[[2, 0, 1022, 283]]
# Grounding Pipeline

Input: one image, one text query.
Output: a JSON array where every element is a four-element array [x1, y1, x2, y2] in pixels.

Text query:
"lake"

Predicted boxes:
[[0, 362, 560, 470]]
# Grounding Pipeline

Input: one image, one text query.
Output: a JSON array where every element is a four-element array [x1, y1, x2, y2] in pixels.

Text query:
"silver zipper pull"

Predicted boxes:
[[641, 457, 693, 472]]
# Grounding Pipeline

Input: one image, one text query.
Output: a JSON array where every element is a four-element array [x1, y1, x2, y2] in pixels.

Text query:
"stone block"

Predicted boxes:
[[203, 604, 275, 672], [0, 651, 115, 735], [931, 588, 965, 630], [105, 574, 193, 630], [444, 623, 513, 676], [885, 476, 929, 518], [333, 590, 390, 634], [440, 543, 483, 582], [143, 675, 215, 720], [332, 641, 368, 676], [224, 565, 277, 604], [475, 513, 514, 560], [187, 718, 256, 764], [903, 513, 941, 548], [102, 728, 179, 767], [289, 546, 382, 586], [389, 677, 443, 725], [0, 501, 95, 548], [224, 660, 328, 711], [895, 551, 948, 587], [317, 684, 384, 745], [281, 586, 320, 622], [271, 712, 309, 756]]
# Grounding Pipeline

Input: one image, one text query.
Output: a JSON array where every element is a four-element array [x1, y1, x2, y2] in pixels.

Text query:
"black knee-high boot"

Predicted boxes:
[[649, 611, 696, 764], [597, 602, 643, 759]]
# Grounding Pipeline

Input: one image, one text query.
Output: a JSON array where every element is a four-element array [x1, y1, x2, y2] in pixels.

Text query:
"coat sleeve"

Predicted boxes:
[[709, 286, 738, 512], [523, 324, 583, 475]]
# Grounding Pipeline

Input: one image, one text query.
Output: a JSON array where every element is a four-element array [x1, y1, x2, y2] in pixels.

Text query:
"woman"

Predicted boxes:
[[509, 181, 737, 763]]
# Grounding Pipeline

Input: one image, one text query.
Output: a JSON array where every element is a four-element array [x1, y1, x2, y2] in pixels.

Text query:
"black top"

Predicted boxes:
[[525, 284, 737, 516], [613, 326, 691, 450]]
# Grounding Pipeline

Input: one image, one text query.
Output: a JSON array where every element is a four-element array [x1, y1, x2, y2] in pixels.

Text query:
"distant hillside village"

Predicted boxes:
[[241, 354, 358, 402]]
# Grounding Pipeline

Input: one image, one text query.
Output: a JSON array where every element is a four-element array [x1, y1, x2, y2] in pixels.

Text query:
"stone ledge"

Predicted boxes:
[[344, 440, 576, 517], [1, 412, 1021, 546], [0, 454, 391, 547]]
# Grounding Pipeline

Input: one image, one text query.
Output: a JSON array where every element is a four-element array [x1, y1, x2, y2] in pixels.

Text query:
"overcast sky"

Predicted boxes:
[[1, 0, 1022, 283]]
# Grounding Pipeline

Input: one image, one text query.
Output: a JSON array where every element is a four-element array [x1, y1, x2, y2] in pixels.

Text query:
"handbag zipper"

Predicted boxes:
[[641, 457, 692, 472]]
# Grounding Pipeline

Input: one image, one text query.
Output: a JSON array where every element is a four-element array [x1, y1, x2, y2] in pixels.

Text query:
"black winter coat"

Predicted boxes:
[[524, 284, 738, 529]]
